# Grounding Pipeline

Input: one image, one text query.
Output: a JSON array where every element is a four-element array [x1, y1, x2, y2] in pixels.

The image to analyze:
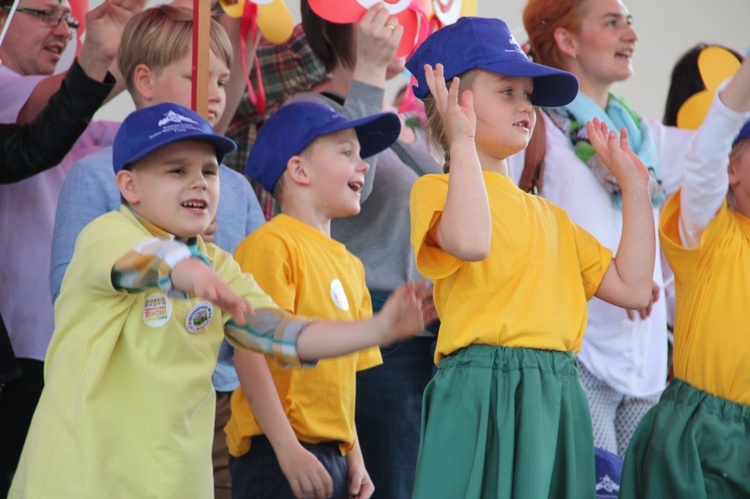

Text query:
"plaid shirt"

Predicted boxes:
[[111, 210, 315, 368], [224, 23, 328, 220]]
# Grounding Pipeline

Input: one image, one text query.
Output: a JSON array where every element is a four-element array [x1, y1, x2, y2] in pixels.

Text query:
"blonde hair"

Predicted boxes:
[[422, 70, 477, 173], [727, 139, 750, 210], [118, 4, 232, 102]]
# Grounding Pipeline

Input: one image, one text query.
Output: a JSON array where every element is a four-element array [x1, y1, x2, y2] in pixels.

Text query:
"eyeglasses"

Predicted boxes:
[[2, 6, 80, 30]]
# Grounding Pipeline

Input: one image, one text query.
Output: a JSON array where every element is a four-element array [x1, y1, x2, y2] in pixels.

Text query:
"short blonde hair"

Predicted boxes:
[[118, 4, 232, 101]]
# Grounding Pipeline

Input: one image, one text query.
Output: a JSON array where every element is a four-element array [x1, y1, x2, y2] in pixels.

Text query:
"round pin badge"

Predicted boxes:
[[185, 301, 215, 334], [330, 279, 350, 312], [142, 293, 172, 328]]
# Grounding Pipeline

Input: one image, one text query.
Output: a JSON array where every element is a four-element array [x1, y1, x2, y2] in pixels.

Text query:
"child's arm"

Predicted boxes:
[[679, 55, 750, 247], [234, 349, 334, 499], [587, 119, 655, 309], [422, 64, 490, 261], [346, 431, 374, 499], [224, 280, 430, 364]]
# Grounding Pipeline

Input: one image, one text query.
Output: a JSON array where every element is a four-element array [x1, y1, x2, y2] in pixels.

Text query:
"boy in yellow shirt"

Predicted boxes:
[[225, 101, 420, 499], [9, 102, 428, 498]]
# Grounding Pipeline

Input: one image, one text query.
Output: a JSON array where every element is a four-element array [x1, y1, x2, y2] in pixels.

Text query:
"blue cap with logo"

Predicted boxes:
[[406, 17, 579, 107], [246, 101, 401, 192], [113, 102, 236, 173]]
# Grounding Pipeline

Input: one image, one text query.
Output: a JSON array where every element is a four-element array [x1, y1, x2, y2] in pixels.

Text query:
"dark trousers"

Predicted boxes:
[[229, 435, 347, 499], [0, 358, 44, 498], [355, 336, 436, 499]]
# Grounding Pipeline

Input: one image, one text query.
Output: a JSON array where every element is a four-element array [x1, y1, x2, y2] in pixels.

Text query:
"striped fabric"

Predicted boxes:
[[111, 237, 210, 299], [225, 308, 315, 369]]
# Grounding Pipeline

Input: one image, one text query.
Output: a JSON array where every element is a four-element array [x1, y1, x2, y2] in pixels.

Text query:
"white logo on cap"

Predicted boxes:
[[505, 35, 529, 58], [158, 110, 200, 127]]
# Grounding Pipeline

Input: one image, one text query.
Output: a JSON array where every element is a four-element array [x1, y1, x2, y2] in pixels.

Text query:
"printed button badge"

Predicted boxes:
[[186, 301, 215, 334], [143, 293, 172, 328]]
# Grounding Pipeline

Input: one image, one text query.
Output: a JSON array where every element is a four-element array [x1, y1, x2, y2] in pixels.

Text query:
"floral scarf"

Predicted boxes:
[[546, 92, 665, 208]]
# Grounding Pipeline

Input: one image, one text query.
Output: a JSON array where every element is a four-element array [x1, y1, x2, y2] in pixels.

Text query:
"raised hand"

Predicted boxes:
[[587, 118, 649, 191], [377, 280, 433, 343], [423, 63, 476, 145], [353, 3, 402, 86], [171, 258, 254, 325], [77, 0, 147, 79]]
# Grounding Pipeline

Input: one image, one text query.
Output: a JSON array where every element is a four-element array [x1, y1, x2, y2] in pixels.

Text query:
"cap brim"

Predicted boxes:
[[317, 112, 402, 159], [481, 60, 579, 107], [125, 131, 237, 169]]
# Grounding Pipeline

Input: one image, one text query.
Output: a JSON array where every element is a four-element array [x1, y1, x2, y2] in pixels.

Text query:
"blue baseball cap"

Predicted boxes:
[[733, 120, 750, 148], [406, 17, 579, 108], [246, 101, 401, 192], [113, 102, 236, 173]]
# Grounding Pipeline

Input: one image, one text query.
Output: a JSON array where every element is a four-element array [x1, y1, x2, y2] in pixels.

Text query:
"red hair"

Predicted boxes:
[[523, 0, 588, 69]]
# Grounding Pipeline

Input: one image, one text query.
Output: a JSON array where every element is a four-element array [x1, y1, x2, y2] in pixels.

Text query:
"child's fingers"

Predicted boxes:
[[424, 64, 443, 111]]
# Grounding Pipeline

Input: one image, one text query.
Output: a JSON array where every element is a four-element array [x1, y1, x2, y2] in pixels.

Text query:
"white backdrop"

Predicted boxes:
[[90, 0, 750, 124]]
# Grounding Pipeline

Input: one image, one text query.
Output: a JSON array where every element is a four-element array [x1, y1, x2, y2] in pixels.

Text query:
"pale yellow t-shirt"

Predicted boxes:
[[226, 215, 382, 457], [10, 208, 279, 499], [410, 172, 612, 365], [660, 191, 750, 405]]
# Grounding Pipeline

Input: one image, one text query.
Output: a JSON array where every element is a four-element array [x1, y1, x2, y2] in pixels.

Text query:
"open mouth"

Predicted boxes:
[[513, 119, 530, 131], [181, 200, 207, 210], [616, 48, 633, 59], [348, 180, 364, 193]]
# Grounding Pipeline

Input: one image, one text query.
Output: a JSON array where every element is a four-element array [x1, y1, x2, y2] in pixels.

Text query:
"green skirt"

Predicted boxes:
[[619, 378, 750, 499], [411, 345, 595, 499]]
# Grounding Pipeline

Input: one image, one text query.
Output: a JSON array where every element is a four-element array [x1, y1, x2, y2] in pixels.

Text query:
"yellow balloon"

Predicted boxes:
[[677, 91, 713, 130], [257, 0, 294, 44], [218, 0, 293, 44], [218, 0, 243, 19], [698, 46, 741, 91]]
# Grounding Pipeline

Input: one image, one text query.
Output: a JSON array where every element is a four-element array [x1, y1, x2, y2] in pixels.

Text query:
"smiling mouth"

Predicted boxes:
[[616, 48, 633, 59], [182, 200, 207, 210], [513, 119, 530, 130], [348, 180, 364, 193]]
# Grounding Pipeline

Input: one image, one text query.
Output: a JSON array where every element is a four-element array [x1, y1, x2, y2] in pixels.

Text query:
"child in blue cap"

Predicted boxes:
[[619, 51, 750, 499], [405, 17, 657, 498], [8, 102, 429, 499], [226, 101, 434, 499]]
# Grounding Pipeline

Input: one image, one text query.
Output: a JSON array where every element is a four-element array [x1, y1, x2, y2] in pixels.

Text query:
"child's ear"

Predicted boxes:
[[728, 159, 741, 188], [286, 155, 311, 186], [133, 64, 156, 101], [553, 27, 578, 59], [116, 170, 140, 205]]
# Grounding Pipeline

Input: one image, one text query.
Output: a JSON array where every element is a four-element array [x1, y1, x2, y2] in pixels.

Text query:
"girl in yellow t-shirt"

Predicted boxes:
[[405, 18, 657, 499], [619, 52, 750, 499]]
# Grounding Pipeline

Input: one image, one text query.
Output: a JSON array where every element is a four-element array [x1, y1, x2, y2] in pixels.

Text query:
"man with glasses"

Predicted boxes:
[[0, 0, 144, 493]]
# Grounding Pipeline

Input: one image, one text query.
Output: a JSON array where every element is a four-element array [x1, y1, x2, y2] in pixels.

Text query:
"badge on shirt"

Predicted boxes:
[[185, 301, 214, 333], [143, 292, 172, 328], [330, 279, 349, 311]]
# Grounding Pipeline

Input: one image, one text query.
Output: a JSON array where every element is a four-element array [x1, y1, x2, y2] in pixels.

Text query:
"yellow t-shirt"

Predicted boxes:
[[10, 208, 278, 499], [660, 191, 750, 405], [410, 172, 612, 364], [226, 215, 382, 457]]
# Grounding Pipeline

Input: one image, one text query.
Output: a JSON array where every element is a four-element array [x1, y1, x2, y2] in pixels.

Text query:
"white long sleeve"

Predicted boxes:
[[678, 83, 750, 248]]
